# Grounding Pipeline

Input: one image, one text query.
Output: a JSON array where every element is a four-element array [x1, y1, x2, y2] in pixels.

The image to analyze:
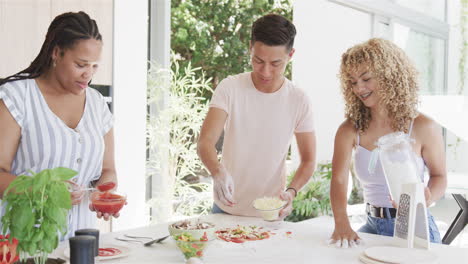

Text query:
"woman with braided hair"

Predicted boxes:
[[329, 38, 446, 248], [0, 11, 118, 238]]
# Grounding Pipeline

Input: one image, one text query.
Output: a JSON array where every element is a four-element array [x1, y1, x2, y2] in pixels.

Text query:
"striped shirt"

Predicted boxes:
[[0, 78, 113, 239]]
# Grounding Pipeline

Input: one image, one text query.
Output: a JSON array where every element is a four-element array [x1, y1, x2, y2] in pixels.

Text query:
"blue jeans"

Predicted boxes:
[[212, 203, 229, 214], [358, 210, 441, 243]]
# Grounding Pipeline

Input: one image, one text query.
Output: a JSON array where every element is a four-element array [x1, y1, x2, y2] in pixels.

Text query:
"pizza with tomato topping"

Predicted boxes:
[[215, 225, 273, 243], [99, 247, 122, 257]]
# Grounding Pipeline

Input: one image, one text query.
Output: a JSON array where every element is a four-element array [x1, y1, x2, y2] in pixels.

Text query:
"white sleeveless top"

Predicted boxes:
[[353, 120, 425, 208], [0, 79, 113, 239]]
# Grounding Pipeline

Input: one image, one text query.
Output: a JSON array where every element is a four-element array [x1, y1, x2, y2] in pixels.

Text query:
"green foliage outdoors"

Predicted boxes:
[[285, 162, 333, 222], [2, 167, 76, 264], [160, 0, 294, 218], [147, 58, 213, 218], [171, 0, 293, 94]]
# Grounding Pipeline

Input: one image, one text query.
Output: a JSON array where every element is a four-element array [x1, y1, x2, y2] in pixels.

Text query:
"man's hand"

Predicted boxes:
[[213, 165, 236, 206], [278, 189, 294, 220]]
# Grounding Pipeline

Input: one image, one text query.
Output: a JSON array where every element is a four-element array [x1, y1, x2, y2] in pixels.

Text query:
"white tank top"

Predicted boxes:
[[353, 120, 425, 208]]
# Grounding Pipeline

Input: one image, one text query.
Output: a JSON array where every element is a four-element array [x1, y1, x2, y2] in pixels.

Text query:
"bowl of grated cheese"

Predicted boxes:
[[252, 197, 287, 221]]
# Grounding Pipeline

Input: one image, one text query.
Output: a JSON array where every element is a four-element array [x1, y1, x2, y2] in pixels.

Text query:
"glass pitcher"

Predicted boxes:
[[374, 132, 420, 205]]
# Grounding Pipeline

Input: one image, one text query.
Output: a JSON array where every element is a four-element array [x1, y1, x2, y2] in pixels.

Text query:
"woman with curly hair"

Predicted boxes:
[[329, 38, 446, 247]]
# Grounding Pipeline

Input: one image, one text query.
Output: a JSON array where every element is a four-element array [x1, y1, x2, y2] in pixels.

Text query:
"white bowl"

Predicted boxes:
[[253, 198, 287, 221], [168, 220, 216, 241]]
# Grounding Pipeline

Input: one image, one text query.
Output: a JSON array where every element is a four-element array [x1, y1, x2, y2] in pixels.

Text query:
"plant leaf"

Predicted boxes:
[[50, 184, 72, 210], [11, 203, 33, 230], [51, 167, 77, 181], [33, 169, 51, 192]]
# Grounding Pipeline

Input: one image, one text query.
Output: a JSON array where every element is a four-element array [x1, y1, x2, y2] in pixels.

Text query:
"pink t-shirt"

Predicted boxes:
[[210, 72, 315, 216]]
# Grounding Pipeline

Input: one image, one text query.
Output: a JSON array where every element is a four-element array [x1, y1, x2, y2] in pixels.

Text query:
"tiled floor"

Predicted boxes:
[[347, 195, 468, 248]]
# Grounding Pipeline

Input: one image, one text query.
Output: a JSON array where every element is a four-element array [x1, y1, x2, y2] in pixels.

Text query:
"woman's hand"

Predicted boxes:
[[89, 201, 127, 221], [67, 180, 85, 205], [93, 209, 119, 221], [329, 121, 360, 248], [390, 196, 398, 209], [329, 223, 361, 248], [424, 187, 432, 207], [390, 187, 432, 208]]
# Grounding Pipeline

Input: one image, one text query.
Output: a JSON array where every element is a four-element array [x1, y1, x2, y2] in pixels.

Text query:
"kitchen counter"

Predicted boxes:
[[52, 214, 468, 263]]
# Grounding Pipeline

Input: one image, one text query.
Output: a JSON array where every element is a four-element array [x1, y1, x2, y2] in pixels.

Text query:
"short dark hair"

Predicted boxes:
[[251, 14, 296, 51], [0, 11, 101, 85]]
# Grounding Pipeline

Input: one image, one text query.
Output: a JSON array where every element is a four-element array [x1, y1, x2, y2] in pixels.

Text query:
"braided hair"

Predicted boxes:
[[0, 11, 101, 86]]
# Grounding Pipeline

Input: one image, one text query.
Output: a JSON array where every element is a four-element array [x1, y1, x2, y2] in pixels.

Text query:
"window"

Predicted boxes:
[[332, 0, 449, 95], [329, 0, 468, 175], [394, 0, 446, 21], [393, 24, 446, 95]]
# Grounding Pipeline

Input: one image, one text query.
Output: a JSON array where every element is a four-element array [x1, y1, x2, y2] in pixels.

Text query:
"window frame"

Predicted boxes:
[[329, 0, 449, 94]]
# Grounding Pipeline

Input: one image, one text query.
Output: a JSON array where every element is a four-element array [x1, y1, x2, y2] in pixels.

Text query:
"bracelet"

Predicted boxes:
[[285, 187, 297, 197]]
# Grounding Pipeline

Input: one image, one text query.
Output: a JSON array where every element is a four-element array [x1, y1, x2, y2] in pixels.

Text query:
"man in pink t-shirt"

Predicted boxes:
[[197, 14, 316, 219]]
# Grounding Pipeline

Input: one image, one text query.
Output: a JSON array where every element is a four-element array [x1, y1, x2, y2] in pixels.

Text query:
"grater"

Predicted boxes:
[[393, 182, 430, 249]]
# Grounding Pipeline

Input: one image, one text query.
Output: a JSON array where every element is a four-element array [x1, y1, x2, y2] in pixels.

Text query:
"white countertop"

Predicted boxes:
[[52, 214, 468, 264]]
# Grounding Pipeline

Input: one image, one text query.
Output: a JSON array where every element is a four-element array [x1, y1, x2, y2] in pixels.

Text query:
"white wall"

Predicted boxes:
[[0, 0, 113, 85], [292, 0, 372, 166], [112, 0, 148, 230]]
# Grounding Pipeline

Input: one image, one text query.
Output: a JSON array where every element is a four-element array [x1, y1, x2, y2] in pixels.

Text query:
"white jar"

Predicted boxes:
[[376, 132, 420, 205]]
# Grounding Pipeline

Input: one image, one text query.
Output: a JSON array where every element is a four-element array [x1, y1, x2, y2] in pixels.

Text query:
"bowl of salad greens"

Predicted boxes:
[[173, 232, 212, 260]]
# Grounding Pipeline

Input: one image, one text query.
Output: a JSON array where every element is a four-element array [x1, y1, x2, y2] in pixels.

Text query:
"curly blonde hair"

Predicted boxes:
[[339, 38, 419, 133]]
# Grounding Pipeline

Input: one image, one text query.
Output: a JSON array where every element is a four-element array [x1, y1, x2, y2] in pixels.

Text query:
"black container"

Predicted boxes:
[[69, 236, 95, 264], [75, 228, 99, 256]]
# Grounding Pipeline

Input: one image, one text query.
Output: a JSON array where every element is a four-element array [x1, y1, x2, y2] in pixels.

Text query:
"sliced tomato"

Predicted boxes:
[[216, 226, 272, 243], [200, 232, 208, 242], [0, 234, 19, 264], [99, 247, 122, 257], [229, 238, 245, 243], [217, 235, 230, 242]]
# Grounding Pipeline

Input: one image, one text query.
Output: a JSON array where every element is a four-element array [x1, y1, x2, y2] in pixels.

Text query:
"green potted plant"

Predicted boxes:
[[146, 58, 214, 222], [1, 167, 76, 264], [285, 162, 333, 222]]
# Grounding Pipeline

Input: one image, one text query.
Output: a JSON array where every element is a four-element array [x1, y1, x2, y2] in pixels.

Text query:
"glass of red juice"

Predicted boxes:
[[90, 191, 126, 215]]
